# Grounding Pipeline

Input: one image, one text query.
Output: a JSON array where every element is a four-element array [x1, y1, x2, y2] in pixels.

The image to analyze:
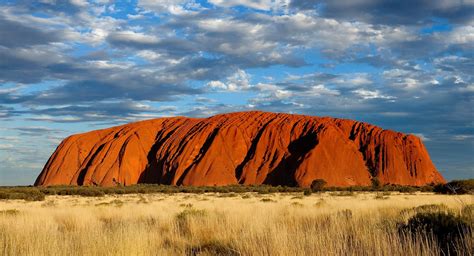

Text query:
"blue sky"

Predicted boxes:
[[0, 0, 473, 185]]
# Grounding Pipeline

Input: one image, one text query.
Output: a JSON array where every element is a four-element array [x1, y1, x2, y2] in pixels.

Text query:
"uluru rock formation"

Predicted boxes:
[[35, 111, 445, 187]]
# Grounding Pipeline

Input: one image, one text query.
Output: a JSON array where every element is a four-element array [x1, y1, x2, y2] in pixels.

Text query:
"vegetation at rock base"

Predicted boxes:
[[0, 179, 471, 201], [433, 179, 474, 194], [0, 188, 45, 201], [310, 179, 327, 192]]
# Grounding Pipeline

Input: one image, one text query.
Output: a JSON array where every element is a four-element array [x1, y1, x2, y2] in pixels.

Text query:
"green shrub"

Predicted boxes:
[[176, 208, 207, 221], [434, 179, 474, 194], [0, 182, 449, 198], [24, 189, 46, 201], [303, 189, 312, 196], [0, 191, 8, 200], [218, 192, 237, 198], [371, 177, 381, 189], [420, 185, 434, 192], [0, 188, 45, 201], [310, 179, 327, 192], [398, 212, 472, 255], [330, 191, 355, 197], [396, 186, 417, 193], [76, 188, 105, 197]]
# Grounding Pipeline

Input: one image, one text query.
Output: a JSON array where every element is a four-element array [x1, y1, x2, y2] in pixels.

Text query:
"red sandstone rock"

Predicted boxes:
[[35, 111, 445, 187]]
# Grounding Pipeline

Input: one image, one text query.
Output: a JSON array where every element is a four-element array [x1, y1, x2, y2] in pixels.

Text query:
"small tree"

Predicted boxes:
[[371, 177, 381, 189], [310, 179, 327, 192], [303, 189, 312, 196]]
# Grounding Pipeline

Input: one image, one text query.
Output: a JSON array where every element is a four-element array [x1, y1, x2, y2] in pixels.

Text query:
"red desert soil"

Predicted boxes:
[[35, 111, 445, 187]]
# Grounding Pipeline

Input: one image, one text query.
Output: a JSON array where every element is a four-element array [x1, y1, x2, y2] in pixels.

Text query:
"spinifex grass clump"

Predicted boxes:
[[175, 208, 207, 235]]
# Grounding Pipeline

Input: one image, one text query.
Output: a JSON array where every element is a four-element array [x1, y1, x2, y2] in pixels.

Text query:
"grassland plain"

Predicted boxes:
[[0, 192, 472, 256]]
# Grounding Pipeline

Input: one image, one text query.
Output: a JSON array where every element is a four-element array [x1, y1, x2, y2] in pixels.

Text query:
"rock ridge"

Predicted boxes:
[[35, 111, 445, 187]]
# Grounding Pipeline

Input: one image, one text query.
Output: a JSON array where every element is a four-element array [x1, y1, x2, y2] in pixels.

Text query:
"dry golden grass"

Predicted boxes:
[[0, 192, 472, 256]]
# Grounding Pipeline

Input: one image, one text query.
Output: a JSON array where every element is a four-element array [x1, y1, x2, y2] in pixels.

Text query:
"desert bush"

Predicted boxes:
[[76, 188, 105, 197], [420, 185, 434, 192], [41, 186, 105, 197], [303, 189, 312, 196], [394, 185, 417, 193], [112, 188, 126, 194], [398, 212, 472, 255], [379, 184, 417, 193], [176, 209, 207, 221], [434, 179, 474, 194], [23, 189, 45, 201], [217, 192, 237, 198], [0, 191, 8, 200], [310, 179, 327, 192], [371, 177, 381, 189], [0, 188, 45, 201], [330, 191, 355, 197]]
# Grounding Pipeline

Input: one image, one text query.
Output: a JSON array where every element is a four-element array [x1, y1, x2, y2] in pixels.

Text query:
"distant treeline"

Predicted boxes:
[[0, 179, 472, 201]]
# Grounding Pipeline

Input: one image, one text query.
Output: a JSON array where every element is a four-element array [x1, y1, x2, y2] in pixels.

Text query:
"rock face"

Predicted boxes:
[[35, 111, 445, 187]]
